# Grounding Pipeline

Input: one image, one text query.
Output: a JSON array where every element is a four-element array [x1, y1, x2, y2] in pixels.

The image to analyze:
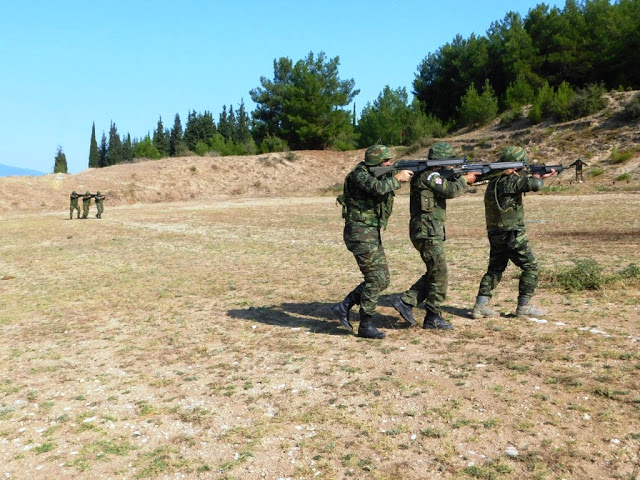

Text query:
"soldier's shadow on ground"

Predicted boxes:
[[226, 294, 415, 336]]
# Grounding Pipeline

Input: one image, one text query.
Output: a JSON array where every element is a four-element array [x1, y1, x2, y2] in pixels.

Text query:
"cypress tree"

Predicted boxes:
[[153, 116, 169, 157], [106, 122, 124, 165], [53, 146, 68, 173], [88, 122, 99, 168], [98, 132, 108, 168], [169, 113, 184, 156]]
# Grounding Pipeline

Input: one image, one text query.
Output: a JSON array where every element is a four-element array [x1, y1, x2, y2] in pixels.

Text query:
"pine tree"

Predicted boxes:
[[236, 99, 252, 144], [153, 116, 169, 157], [169, 113, 184, 156], [53, 146, 68, 173], [122, 133, 133, 162], [88, 122, 99, 168], [106, 122, 124, 165], [218, 106, 232, 140], [98, 132, 108, 168]]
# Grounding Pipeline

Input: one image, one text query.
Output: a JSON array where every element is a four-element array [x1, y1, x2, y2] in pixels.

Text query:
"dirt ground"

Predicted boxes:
[[0, 91, 639, 479]]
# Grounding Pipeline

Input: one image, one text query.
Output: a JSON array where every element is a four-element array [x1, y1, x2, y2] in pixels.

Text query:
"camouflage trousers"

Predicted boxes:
[[96, 203, 104, 217], [70, 204, 80, 219], [478, 228, 539, 299], [400, 239, 448, 316], [82, 203, 90, 219], [343, 222, 390, 316]]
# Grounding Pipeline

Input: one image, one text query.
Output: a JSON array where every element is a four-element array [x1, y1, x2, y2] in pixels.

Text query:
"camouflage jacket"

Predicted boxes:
[[341, 162, 400, 229], [94, 194, 105, 205], [69, 193, 80, 205], [485, 173, 543, 231], [409, 171, 468, 243]]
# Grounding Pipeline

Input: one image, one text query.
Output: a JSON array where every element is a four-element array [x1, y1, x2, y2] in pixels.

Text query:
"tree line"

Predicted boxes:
[[51, 0, 640, 173]]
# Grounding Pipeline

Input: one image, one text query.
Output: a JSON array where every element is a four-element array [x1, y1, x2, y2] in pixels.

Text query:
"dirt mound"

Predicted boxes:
[[2, 91, 638, 214]]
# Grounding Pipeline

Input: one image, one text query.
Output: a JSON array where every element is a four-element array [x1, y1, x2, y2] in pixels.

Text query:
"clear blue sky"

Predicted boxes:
[[0, 0, 565, 174]]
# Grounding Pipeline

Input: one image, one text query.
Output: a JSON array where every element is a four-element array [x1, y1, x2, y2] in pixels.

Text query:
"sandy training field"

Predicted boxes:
[[0, 192, 638, 479]]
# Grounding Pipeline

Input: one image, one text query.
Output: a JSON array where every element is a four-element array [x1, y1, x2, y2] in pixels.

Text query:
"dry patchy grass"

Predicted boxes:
[[0, 192, 638, 479]]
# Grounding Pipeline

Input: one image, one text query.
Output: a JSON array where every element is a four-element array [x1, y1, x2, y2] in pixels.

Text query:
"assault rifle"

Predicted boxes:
[[372, 159, 564, 181], [370, 158, 467, 178], [439, 162, 563, 181]]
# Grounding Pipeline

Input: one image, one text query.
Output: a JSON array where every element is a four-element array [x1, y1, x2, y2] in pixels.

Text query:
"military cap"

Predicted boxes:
[[364, 144, 393, 166], [499, 146, 529, 164], [428, 142, 456, 160]]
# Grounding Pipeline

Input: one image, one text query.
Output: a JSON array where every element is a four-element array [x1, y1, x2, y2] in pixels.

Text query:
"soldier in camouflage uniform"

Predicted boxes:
[[472, 146, 557, 319], [69, 191, 81, 219], [94, 191, 106, 218], [81, 191, 94, 219], [392, 142, 477, 330], [331, 145, 413, 339]]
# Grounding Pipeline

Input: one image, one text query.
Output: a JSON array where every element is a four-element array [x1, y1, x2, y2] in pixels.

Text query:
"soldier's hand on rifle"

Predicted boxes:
[[394, 170, 414, 182], [463, 172, 478, 184], [533, 168, 556, 179]]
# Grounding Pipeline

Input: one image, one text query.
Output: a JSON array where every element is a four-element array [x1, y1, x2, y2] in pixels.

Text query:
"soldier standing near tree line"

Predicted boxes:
[[69, 191, 81, 219], [331, 144, 413, 339], [471, 146, 557, 320], [392, 142, 477, 331], [94, 191, 106, 218], [81, 191, 94, 219], [569, 157, 587, 183]]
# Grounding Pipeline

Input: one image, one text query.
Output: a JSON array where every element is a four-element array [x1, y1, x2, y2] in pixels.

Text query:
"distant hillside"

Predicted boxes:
[[0, 91, 638, 214], [0, 163, 45, 177]]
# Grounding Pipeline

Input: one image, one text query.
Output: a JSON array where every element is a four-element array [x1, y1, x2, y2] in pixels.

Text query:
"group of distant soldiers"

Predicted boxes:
[[69, 191, 106, 219]]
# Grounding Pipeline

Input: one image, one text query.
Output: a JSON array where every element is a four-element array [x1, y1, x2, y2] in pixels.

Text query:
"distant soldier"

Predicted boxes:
[[69, 191, 81, 219], [94, 191, 106, 218], [81, 191, 94, 219], [569, 157, 587, 183]]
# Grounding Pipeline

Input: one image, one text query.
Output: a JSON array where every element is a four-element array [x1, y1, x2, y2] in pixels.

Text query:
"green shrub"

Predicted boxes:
[[549, 81, 576, 121], [504, 74, 535, 109], [555, 259, 604, 291], [259, 135, 289, 153], [615, 173, 631, 181], [622, 93, 640, 121], [588, 167, 604, 177], [609, 147, 634, 164], [618, 263, 640, 280], [568, 83, 607, 119], [457, 79, 499, 127], [499, 108, 524, 126]]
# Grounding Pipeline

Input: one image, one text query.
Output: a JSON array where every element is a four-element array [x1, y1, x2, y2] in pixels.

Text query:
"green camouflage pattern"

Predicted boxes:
[[477, 228, 539, 299], [499, 146, 529, 164], [485, 174, 543, 230], [364, 144, 393, 166], [341, 161, 402, 316], [478, 170, 541, 300], [343, 223, 390, 316], [94, 192, 105, 217], [81, 192, 93, 219], [401, 171, 469, 315], [343, 163, 399, 229], [69, 191, 81, 219], [428, 142, 456, 159]]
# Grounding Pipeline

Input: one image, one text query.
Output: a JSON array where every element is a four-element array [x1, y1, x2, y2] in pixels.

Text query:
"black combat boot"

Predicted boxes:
[[357, 314, 385, 339], [392, 296, 417, 325], [423, 311, 454, 330], [331, 293, 356, 331]]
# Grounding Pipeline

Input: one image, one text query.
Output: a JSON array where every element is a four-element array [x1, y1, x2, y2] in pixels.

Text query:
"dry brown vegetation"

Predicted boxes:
[[0, 92, 639, 479]]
